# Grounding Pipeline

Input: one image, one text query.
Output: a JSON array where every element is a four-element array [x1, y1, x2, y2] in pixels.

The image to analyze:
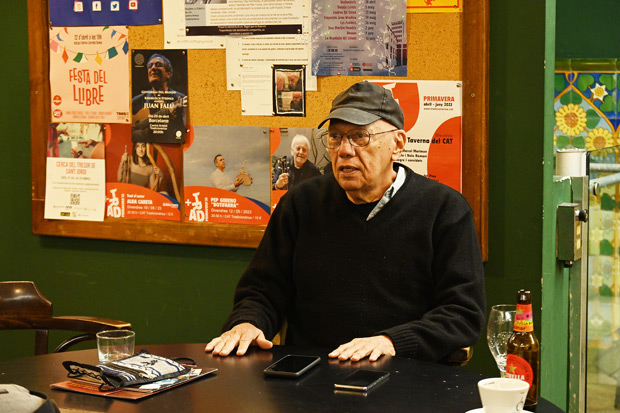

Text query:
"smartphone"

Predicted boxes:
[[333, 370, 390, 392], [263, 355, 321, 378]]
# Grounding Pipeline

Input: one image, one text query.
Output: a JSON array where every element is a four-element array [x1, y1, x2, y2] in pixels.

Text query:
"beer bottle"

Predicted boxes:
[[505, 289, 540, 408]]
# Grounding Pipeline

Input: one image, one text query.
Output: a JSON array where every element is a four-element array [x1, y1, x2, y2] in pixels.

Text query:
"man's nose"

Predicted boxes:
[[337, 136, 356, 156]]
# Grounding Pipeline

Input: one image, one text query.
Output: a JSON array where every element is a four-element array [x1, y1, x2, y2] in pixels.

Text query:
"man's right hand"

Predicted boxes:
[[205, 323, 273, 356]]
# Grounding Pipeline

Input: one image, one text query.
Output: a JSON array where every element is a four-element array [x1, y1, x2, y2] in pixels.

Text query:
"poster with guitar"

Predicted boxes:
[[105, 124, 182, 222], [131, 49, 188, 144]]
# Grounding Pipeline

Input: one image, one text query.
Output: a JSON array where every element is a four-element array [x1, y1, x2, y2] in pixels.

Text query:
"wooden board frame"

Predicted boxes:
[[29, 0, 489, 259]]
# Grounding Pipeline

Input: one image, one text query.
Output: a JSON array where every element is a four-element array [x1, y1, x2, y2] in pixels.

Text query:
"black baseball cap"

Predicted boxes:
[[318, 81, 404, 129]]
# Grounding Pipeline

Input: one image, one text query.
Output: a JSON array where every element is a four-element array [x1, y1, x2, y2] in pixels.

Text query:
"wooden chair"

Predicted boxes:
[[0, 281, 132, 355], [442, 346, 473, 366]]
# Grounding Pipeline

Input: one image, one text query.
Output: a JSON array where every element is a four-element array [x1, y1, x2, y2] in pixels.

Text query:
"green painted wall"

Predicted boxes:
[[556, 0, 619, 59], [1, 1, 547, 380]]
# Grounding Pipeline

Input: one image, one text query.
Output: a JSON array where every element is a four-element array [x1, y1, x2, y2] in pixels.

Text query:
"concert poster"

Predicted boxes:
[[105, 124, 182, 221], [131, 49, 188, 144], [44, 123, 106, 221], [311, 0, 407, 76], [406, 0, 462, 13], [371, 80, 462, 192], [49, 26, 130, 123], [183, 125, 271, 225], [271, 127, 329, 209]]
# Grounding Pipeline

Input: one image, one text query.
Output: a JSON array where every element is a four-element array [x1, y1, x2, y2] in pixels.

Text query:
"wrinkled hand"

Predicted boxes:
[[275, 173, 289, 189], [205, 323, 273, 356], [328, 335, 395, 362]]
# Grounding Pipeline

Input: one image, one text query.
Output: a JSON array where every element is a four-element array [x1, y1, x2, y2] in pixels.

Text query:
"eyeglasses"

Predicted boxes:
[[319, 129, 398, 149]]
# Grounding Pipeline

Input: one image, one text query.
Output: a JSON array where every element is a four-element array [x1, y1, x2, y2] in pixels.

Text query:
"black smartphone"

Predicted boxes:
[[333, 370, 390, 392], [263, 355, 321, 378]]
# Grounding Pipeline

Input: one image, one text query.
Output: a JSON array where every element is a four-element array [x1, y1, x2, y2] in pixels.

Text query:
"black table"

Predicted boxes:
[[0, 344, 562, 412]]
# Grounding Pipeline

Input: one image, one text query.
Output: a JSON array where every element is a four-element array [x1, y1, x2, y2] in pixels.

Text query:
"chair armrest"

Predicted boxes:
[[441, 346, 473, 366], [0, 316, 131, 333]]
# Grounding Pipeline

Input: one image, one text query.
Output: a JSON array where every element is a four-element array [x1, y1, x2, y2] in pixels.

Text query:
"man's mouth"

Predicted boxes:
[[339, 166, 357, 173]]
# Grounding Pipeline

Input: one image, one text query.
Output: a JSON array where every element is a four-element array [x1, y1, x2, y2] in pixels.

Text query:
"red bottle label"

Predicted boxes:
[[505, 354, 533, 386], [514, 303, 534, 332]]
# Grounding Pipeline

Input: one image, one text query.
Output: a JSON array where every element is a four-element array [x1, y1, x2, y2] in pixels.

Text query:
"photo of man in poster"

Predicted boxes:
[[210, 154, 246, 193], [273, 65, 305, 116], [132, 50, 188, 144]]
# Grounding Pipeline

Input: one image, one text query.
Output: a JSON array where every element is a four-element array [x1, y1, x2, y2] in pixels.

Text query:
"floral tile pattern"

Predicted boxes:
[[555, 63, 618, 153]]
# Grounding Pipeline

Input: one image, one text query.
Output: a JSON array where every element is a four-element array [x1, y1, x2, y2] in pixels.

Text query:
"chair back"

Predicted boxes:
[[0, 281, 132, 355], [0, 281, 52, 317]]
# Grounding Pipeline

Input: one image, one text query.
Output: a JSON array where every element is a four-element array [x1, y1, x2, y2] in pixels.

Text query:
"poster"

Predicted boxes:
[[311, 0, 407, 76], [131, 49, 188, 143], [407, 0, 461, 13], [105, 124, 182, 221], [185, 0, 304, 36], [372, 80, 462, 192], [50, 26, 130, 123], [183, 125, 271, 225], [49, 0, 162, 27], [44, 123, 106, 221], [271, 127, 329, 209]]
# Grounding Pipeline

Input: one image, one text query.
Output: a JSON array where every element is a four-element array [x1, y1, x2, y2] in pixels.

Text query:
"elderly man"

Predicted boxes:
[[206, 81, 485, 362], [272, 134, 321, 190], [132, 53, 187, 143]]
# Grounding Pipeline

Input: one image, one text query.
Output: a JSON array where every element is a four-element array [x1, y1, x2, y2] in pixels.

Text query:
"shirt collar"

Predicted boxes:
[[366, 165, 406, 221]]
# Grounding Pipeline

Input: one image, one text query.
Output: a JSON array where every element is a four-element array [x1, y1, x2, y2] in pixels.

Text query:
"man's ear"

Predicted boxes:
[[392, 130, 406, 161]]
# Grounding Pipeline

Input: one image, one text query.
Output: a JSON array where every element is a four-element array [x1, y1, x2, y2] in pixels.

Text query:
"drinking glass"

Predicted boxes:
[[96, 329, 135, 363], [487, 304, 516, 377]]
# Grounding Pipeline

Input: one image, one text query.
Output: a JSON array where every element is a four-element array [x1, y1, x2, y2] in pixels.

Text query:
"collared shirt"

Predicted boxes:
[[366, 165, 406, 221], [210, 168, 239, 192]]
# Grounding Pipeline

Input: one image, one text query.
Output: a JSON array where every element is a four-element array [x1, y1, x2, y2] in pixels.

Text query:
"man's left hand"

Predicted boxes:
[[328, 335, 395, 362]]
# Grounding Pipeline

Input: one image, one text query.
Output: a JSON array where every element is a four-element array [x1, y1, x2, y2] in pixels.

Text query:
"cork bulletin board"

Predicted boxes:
[[29, 0, 489, 259]]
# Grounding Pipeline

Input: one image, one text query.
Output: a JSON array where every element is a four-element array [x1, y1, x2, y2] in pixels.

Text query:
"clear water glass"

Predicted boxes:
[[487, 304, 516, 377], [96, 329, 135, 363]]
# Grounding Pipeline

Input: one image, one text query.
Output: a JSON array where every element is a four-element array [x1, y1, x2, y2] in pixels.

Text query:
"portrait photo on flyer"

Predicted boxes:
[[131, 49, 188, 144], [273, 65, 305, 117]]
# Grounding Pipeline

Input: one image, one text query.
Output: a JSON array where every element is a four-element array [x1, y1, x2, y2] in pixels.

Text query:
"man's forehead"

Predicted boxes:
[[327, 119, 385, 130]]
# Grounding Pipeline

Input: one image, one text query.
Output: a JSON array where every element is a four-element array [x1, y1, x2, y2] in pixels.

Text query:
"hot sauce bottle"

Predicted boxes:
[[505, 289, 540, 408]]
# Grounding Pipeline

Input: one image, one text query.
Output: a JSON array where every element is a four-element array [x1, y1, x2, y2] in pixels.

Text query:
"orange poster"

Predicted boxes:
[[183, 125, 271, 225], [104, 124, 182, 221], [372, 80, 462, 192], [407, 0, 461, 13]]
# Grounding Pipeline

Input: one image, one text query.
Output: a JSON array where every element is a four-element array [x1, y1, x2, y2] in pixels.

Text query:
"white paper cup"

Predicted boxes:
[[477, 377, 530, 413], [555, 148, 586, 176], [96, 329, 135, 363]]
